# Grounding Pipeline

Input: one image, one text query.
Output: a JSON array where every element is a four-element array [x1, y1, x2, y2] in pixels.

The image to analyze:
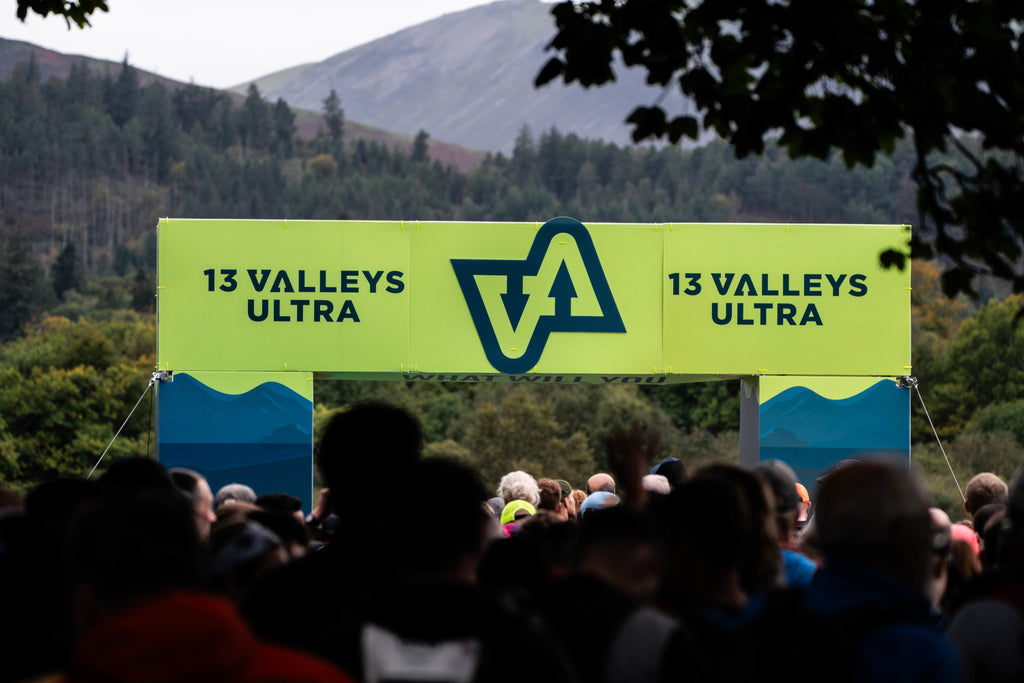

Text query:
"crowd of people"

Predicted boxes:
[[1, 401, 1023, 682]]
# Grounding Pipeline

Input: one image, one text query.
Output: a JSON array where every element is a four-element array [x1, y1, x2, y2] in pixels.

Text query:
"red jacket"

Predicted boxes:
[[67, 591, 355, 683]]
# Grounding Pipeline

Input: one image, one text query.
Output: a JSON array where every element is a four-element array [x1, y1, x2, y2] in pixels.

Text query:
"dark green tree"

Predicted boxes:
[[0, 236, 51, 340], [412, 129, 430, 163], [238, 84, 271, 153], [272, 98, 296, 158], [134, 82, 180, 181], [105, 56, 139, 128], [52, 241, 83, 300], [511, 125, 538, 185], [131, 268, 153, 313], [322, 89, 344, 162], [929, 294, 1024, 435], [537, 0, 1024, 296]]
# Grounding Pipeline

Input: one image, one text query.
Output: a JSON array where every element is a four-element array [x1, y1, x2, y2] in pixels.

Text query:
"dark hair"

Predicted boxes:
[[815, 461, 932, 590], [169, 468, 202, 501], [255, 493, 302, 514], [384, 458, 488, 574], [573, 506, 662, 567], [24, 477, 105, 537], [655, 459, 686, 488], [537, 478, 562, 512], [965, 473, 1008, 514], [99, 457, 175, 494], [696, 463, 780, 593], [317, 402, 423, 497], [663, 476, 752, 571], [250, 509, 310, 550], [973, 503, 1005, 540], [68, 492, 202, 608]]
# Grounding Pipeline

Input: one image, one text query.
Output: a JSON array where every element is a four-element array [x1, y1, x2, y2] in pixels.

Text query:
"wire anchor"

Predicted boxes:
[[86, 371, 172, 479]]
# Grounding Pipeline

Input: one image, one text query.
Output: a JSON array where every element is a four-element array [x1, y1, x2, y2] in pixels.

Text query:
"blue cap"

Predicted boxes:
[[580, 491, 620, 516], [650, 457, 680, 474]]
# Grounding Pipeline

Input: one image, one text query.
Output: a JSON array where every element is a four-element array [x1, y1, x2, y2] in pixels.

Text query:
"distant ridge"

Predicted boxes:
[[261, 0, 692, 153], [229, 62, 314, 95], [0, 36, 173, 86], [0, 36, 486, 171]]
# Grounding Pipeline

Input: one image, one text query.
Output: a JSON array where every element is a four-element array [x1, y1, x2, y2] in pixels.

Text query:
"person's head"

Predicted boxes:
[[556, 480, 576, 521], [696, 463, 780, 595], [317, 402, 423, 514], [501, 499, 537, 526], [67, 491, 202, 632], [497, 470, 540, 506], [579, 491, 620, 518], [255, 492, 304, 524], [209, 519, 287, 602], [659, 475, 753, 610], [98, 456, 175, 494], [815, 461, 932, 595], [386, 458, 493, 582], [169, 468, 216, 542], [942, 536, 982, 614], [214, 483, 257, 508], [24, 477, 105, 541], [574, 507, 664, 599], [642, 474, 671, 496], [571, 489, 587, 514], [795, 483, 811, 529], [587, 473, 616, 494], [980, 507, 1011, 570], [536, 478, 563, 513], [652, 458, 686, 489], [486, 497, 505, 519], [965, 472, 1008, 517], [973, 503, 1005, 548], [950, 522, 979, 555], [755, 459, 800, 548], [249, 508, 311, 559]]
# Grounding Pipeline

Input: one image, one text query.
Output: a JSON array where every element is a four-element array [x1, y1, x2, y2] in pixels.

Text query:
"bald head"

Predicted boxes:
[[587, 473, 616, 495]]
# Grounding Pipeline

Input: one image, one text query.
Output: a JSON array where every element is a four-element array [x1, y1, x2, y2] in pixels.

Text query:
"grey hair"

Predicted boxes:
[[497, 470, 541, 507], [642, 474, 671, 495], [214, 483, 257, 508]]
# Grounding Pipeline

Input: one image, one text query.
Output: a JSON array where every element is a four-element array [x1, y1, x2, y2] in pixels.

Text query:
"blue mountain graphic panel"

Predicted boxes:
[[158, 373, 313, 512], [760, 380, 909, 496]]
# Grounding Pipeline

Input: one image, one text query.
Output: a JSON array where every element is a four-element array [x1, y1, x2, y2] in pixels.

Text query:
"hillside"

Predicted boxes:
[[259, 0, 692, 153], [0, 37, 485, 172], [0, 36, 176, 88]]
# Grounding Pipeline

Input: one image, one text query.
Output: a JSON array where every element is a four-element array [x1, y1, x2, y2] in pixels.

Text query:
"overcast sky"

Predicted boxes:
[[0, 0, 541, 89]]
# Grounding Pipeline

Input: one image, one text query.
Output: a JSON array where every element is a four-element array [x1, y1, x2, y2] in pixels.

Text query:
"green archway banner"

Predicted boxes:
[[157, 217, 910, 382]]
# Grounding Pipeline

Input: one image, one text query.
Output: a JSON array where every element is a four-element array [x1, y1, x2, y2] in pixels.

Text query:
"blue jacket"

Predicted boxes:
[[803, 560, 960, 683]]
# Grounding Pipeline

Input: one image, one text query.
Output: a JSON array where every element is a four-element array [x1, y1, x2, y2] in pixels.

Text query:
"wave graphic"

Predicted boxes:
[[759, 380, 909, 494], [158, 374, 313, 511]]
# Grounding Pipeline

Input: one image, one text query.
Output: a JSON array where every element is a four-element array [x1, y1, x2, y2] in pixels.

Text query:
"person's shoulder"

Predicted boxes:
[[248, 641, 356, 683], [862, 622, 959, 683]]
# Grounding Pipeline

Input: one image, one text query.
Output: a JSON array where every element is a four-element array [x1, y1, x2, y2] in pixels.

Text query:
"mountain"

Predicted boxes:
[[255, 0, 691, 153]]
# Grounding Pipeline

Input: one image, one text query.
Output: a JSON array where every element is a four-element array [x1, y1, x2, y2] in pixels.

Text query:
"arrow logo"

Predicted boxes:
[[501, 270, 529, 331], [451, 216, 625, 374]]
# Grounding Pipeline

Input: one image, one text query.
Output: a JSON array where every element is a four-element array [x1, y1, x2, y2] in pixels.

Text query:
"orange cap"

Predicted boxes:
[[795, 482, 810, 504]]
